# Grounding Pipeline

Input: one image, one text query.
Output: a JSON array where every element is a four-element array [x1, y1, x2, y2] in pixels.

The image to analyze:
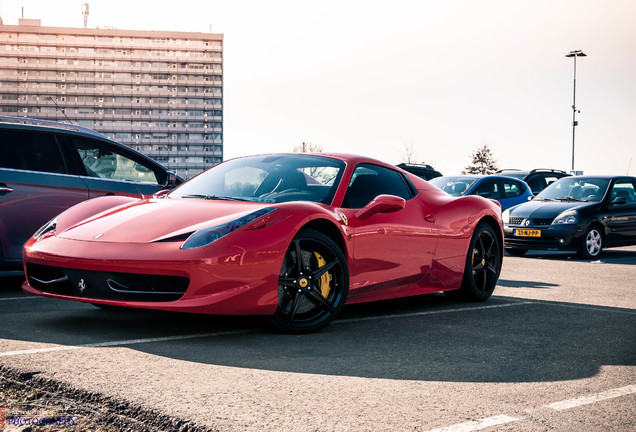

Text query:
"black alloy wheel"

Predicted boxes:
[[269, 229, 349, 333], [446, 222, 502, 301]]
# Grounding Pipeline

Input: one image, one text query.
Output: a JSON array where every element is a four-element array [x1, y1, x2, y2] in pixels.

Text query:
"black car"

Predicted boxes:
[[0, 116, 182, 275], [497, 168, 570, 195], [503, 175, 636, 259], [396, 163, 442, 180]]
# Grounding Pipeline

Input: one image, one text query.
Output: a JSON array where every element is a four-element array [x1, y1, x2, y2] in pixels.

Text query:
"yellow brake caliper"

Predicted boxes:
[[313, 251, 332, 298]]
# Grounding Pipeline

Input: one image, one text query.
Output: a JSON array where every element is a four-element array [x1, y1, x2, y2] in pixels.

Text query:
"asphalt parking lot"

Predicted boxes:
[[1, 246, 635, 431]]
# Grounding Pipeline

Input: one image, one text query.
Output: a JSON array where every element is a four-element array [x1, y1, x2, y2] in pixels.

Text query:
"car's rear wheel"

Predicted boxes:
[[506, 247, 527, 257], [578, 225, 603, 260], [446, 222, 501, 301], [269, 229, 349, 333]]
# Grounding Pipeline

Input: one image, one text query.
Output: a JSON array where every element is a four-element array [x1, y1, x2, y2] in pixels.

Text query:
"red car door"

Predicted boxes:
[[337, 164, 438, 302]]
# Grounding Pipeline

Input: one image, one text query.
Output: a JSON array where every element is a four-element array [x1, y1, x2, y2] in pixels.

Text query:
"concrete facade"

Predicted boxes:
[[0, 19, 223, 179]]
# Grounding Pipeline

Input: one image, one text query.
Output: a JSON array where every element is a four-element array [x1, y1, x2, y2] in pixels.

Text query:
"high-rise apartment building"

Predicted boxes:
[[0, 19, 223, 179]]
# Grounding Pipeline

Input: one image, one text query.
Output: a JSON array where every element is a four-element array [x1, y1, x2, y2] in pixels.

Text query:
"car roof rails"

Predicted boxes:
[[0, 115, 107, 139], [529, 168, 568, 174], [496, 168, 523, 172], [397, 162, 436, 170]]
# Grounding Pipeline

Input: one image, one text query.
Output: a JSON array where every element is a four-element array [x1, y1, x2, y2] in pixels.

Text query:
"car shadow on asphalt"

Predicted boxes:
[[496, 279, 559, 289], [506, 248, 636, 265], [3, 291, 635, 384]]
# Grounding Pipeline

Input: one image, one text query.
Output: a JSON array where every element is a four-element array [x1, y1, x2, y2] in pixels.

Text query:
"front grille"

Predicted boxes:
[[534, 218, 554, 226], [508, 217, 553, 226], [26, 263, 189, 302]]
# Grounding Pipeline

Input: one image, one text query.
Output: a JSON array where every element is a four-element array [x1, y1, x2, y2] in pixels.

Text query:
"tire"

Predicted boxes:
[[577, 225, 603, 260], [506, 248, 527, 257], [445, 222, 502, 302], [269, 229, 349, 333]]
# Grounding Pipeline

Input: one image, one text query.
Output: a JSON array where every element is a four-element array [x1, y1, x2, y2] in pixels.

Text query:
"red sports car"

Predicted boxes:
[[22, 153, 503, 332]]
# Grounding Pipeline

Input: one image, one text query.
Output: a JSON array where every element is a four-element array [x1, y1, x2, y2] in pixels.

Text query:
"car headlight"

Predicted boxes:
[[33, 217, 58, 240], [181, 208, 277, 250], [502, 209, 510, 224], [552, 210, 578, 225]]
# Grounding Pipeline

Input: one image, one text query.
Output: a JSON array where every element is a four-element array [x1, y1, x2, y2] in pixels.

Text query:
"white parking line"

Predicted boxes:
[[423, 384, 636, 431], [0, 329, 252, 357], [337, 301, 534, 324], [423, 415, 520, 432], [545, 384, 636, 410]]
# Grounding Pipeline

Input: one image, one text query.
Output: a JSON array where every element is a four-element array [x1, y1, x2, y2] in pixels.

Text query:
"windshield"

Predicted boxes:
[[169, 154, 345, 204], [429, 176, 478, 196], [536, 177, 609, 202]]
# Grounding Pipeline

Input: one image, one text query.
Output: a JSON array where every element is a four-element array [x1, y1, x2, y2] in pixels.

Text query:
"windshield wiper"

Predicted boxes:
[[180, 194, 210, 199], [554, 197, 587, 202], [180, 194, 250, 202], [207, 195, 251, 202], [533, 197, 553, 201]]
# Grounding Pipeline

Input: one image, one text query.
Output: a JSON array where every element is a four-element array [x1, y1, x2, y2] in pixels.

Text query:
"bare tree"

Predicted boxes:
[[293, 141, 323, 153], [462, 144, 499, 174], [401, 140, 418, 164]]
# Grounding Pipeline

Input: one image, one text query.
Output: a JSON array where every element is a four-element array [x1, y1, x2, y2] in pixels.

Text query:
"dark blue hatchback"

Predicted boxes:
[[503, 176, 636, 259]]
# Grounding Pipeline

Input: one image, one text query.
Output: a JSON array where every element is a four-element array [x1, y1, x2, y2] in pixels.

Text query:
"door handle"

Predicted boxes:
[[0, 185, 13, 194]]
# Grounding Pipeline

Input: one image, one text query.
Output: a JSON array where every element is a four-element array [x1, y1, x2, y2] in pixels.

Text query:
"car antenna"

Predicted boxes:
[[48, 96, 75, 125]]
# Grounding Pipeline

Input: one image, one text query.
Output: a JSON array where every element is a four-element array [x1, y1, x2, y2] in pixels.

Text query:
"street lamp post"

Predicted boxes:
[[565, 50, 587, 173]]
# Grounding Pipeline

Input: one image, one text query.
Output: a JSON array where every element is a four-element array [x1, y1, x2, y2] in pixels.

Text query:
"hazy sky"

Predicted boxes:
[[3, 0, 635, 175]]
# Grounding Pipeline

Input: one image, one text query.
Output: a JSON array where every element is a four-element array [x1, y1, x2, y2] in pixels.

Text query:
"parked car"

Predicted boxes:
[[0, 116, 182, 275], [503, 175, 636, 259], [22, 153, 503, 333], [429, 175, 533, 210], [497, 168, 570, 195], [396, 163, 442, 180]]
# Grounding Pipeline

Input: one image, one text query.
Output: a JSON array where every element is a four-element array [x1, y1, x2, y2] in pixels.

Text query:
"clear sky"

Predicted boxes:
[[3, 0, 635, 175]]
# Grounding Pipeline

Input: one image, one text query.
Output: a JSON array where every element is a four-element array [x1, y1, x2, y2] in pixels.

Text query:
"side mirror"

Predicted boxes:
[[153, 189, 170, 199], [355, 194, 406, 220], [611, 196, 627, 206], [164, 172, 179, 188], [478, 192, 491, 198]]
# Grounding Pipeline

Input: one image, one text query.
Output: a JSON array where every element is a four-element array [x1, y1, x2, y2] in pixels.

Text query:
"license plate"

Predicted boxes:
[[514, 229, 541, 237]]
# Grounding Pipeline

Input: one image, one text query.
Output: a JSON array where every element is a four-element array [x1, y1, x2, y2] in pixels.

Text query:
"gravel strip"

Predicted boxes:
[[0, 366, 217, 432]]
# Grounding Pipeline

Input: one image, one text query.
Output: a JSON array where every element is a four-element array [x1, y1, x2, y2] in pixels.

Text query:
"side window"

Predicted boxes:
[[502, 179, 524, 198], [527, 176, 546, 194], [544, 175, 561, 187], [610, 181, 636, 205], [0, 130, 66, 174], [474, 179, 501, 199], [342, 164, 413, 208], [67, 137, 161, 185]]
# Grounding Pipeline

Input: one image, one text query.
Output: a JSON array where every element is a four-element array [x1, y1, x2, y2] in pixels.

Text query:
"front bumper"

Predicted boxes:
[[503, 223, 586, 251], [22, 230, 287, 316]]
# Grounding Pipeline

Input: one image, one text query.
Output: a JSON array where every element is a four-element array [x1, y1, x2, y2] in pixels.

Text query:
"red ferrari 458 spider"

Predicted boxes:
[[22, 153, 503, 332]]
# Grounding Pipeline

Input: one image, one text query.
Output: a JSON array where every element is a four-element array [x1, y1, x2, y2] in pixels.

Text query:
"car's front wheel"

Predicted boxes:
[[446, 222, 502, 301], [269, 229, 349, 333], [578, 225, 603, 260]]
